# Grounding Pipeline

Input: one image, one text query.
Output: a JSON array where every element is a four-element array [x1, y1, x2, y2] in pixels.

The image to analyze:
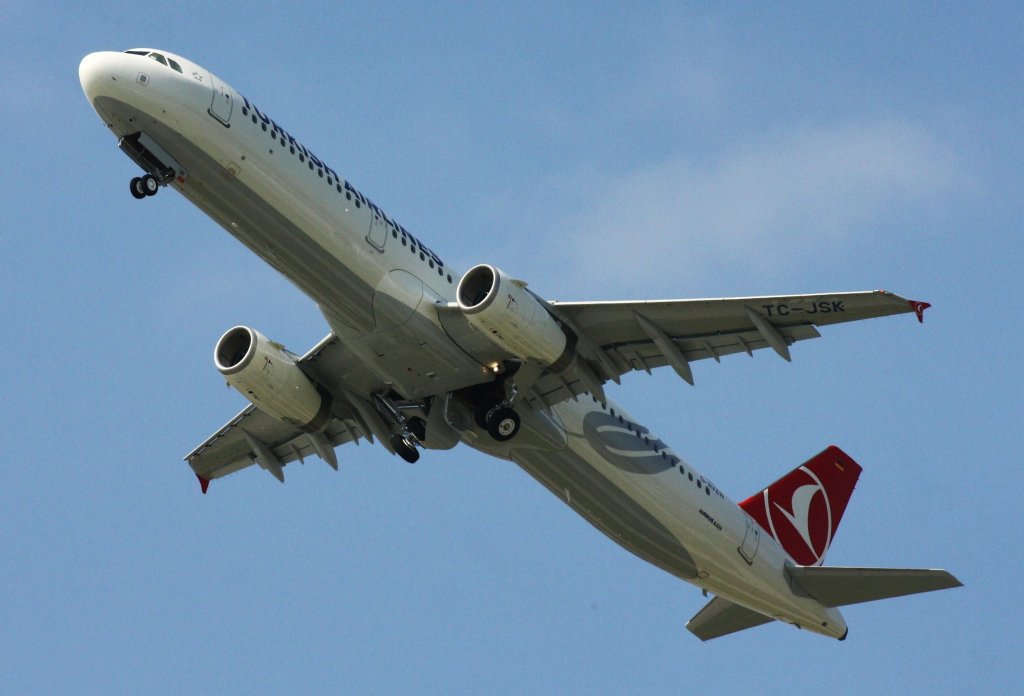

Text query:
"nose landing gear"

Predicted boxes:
[[130, 174, 159, 199]]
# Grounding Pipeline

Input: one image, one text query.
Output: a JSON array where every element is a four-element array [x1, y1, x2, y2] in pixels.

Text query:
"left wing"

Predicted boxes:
[[516, 291, 927, 409]]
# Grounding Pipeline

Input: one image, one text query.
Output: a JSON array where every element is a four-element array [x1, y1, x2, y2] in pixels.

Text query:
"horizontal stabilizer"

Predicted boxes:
[[686, 596, 774, 641], [788, 565, 962, 607]]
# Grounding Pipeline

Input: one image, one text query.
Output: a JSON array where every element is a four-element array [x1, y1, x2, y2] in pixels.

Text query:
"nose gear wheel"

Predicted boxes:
[[130, 174, 159, 198]]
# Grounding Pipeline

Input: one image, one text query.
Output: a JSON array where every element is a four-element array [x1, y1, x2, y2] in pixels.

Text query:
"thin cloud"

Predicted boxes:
[[554, 117, 963, 290]]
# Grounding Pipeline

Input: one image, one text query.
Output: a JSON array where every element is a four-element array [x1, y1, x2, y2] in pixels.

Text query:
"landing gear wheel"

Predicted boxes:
[[390, 433, 420, 463], [141, 174, 159, 196], [130, 177, 146, 199], [486, 407, 520, 442]]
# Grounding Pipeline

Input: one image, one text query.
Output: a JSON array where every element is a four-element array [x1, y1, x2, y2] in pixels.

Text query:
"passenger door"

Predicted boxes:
[[738, 514, 760, 564], [208, 72, 233, 126]]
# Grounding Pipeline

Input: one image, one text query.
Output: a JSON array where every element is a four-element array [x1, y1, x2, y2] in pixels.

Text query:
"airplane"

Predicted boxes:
[[79, 48, 961, 641]]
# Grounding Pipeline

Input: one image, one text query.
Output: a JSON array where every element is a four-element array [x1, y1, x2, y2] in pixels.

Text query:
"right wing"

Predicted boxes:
[[185, 332, 397, 491], [184, 403, 363, 487]]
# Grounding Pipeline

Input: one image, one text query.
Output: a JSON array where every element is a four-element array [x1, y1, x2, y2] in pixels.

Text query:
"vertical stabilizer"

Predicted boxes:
[[739, 446, 862, 566]]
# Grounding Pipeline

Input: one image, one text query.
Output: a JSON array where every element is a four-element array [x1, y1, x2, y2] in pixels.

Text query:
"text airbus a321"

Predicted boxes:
[[80, 48, 960, 641]]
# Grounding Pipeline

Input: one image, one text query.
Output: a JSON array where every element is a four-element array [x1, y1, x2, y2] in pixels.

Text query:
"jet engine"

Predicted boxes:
[[456, 264, 570, 366], [214, 326, 328, 429]]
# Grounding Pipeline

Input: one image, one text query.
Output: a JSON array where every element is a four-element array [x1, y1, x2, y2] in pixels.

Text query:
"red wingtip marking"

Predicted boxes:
[[197, 474, 210, 494], [909, 300, 931, 323]]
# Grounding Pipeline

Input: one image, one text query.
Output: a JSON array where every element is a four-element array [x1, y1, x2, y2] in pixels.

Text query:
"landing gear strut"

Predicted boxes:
[[130, 174, 159, 199]]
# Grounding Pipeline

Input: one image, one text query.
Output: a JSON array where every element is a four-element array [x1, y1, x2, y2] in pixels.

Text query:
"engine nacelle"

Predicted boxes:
[[214, 326, 327, 429], [456, 264, 569, 366]]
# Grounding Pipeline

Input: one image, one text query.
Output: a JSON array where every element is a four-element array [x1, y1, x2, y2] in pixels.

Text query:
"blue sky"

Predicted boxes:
[[3, 2, 1021, 693]]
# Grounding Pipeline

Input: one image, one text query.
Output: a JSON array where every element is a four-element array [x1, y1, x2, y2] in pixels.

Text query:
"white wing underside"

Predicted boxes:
[[185, 334, 387, 483], [518, 290, 919, 410]]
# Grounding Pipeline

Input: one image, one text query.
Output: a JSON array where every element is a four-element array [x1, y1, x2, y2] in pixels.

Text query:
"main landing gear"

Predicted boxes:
[[389, 433, 420, 464], [475, 402, 522, 442], [374, 392, 424, 464], [464, 364, 525, 443], [130, 174, 160, 199]]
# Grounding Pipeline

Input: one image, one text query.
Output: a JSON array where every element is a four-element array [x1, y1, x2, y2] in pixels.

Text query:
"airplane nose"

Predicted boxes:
[[79, 51, 121, 103]]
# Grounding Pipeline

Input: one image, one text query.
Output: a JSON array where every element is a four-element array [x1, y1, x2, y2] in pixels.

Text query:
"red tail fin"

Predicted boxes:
[[739, 446, 862, 566]]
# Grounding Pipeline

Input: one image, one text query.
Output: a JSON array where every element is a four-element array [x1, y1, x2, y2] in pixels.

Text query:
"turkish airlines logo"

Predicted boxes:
[[762, 466, 834, 566]]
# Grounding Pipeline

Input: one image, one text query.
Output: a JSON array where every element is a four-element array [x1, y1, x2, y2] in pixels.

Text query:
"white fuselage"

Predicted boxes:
[[80, 49, 847, 638]]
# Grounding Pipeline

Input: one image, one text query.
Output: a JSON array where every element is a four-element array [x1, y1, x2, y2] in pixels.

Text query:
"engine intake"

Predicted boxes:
[[214, 326, 328, 429], [456, 264, 570, 367]]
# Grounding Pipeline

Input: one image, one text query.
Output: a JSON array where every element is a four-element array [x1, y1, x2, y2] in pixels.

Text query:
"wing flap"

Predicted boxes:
[[608, 323, 821, 374], [686, 596, 775, 641], [518, 324, 821, 410], [788, 566, 963, 607]]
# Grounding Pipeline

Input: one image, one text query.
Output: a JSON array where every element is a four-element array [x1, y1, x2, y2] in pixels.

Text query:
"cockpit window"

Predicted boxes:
[[124, 50, 183, 73]]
